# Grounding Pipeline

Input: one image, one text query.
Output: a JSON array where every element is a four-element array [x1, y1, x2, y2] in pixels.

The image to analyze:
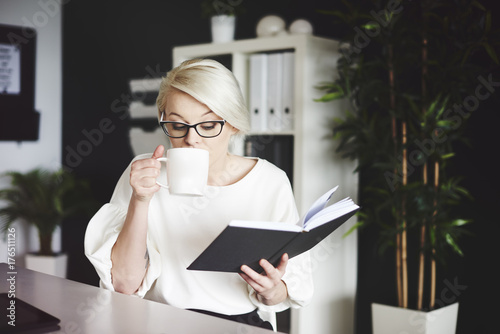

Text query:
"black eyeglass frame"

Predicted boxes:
[[159, 117, 227, 138]]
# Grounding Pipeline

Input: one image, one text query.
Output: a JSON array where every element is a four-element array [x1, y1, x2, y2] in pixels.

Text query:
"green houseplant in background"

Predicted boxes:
[[316, 0, 498, 332], [0, 168, 97, 276]]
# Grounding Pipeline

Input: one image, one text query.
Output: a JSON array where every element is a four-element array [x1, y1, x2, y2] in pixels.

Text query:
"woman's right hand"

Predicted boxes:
[[129, 145, 165, 202]]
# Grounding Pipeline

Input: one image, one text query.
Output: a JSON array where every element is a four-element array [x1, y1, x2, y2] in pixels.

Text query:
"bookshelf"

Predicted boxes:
[[173, 34, 358, 334]]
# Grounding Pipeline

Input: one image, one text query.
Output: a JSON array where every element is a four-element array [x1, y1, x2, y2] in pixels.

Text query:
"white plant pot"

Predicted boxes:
[[211, 15, 235, 43], [372, 302, 459, 334], [25, 253, 68, 278]]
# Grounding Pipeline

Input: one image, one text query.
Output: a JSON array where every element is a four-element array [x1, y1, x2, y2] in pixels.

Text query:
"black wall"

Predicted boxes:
[[62, 1, 499, 333]]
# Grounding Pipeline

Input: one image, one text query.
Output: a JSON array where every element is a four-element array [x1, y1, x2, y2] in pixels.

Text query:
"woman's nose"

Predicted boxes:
[[184, 127, 202, 146]]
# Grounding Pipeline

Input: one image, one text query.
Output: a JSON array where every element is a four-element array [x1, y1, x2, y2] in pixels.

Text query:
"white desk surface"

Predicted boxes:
[[1, 263, 281, 333]]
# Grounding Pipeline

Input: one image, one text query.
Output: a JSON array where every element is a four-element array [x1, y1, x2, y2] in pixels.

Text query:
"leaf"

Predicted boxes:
[[441, 153, 455, 160], [485, 10, 492, 32], [483, 43, 499, 64], [436, 120, 452, 127], [450, 219, 471, 227], [471, 1, 486, 11], [455, 186, 472, 199], [343, 221, 364, 238], [314, 91, 344, 102], [461, 46, 473, 66], [362, 23, 380, 31], [445, 233, 464, 256]]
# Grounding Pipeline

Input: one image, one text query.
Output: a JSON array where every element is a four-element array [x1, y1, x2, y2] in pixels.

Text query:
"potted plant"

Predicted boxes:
[[201, 0, 245, 43], [316, 0, 498, 333], [0, 168, 98, 277]]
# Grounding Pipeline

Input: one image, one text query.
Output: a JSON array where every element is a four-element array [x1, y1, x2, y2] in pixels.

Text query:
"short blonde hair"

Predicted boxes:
[[156, 58, 250, 136]]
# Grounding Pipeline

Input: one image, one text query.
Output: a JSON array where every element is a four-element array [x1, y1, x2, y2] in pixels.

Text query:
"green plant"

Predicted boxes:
[[316, 0, 498, 310], [0, 168, 98, 256], [201, 0, 246, 18]]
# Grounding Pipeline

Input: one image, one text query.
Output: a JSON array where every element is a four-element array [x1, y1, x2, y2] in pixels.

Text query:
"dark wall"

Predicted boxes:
[[62, 1, 499, 333]]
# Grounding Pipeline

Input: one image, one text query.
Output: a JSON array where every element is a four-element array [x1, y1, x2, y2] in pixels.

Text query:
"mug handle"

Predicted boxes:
[[156, 157, 169, 189]]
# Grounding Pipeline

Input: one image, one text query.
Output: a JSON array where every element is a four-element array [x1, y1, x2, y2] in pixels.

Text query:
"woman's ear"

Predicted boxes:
[[226, 122, 238, 136]]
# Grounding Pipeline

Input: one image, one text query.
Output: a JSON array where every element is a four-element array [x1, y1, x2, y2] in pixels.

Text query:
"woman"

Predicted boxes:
[[85, 58, 313, 330]]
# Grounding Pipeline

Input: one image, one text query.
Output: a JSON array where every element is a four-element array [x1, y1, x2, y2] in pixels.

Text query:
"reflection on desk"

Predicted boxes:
[[0, 263, 280, 334]]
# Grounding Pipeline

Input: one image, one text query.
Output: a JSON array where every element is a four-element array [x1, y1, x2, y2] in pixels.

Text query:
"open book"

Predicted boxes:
[[187, 186, 359, 273]]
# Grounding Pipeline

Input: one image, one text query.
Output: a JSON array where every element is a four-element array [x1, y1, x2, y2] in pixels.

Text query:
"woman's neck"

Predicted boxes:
[[207, 154, 256, 187]]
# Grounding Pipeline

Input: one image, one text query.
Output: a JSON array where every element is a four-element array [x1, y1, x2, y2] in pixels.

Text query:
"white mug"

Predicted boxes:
[[156, 148, 209, 196]]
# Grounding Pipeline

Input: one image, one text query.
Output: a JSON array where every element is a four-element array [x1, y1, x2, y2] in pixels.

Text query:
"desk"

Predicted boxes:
[[0, 263, 280, 333]]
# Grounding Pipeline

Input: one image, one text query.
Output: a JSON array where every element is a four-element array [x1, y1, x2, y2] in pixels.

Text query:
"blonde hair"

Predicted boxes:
[[156, 58, 250, 136]]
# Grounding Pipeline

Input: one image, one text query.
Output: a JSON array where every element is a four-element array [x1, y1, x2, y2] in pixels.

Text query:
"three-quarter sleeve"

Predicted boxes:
[[84, 155, 162, 297]]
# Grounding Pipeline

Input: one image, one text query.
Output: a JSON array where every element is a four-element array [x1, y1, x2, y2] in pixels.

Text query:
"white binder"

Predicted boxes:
[[249, 53, 268, 132], [281, 51, 295, 131], [129, 127, 171, 156], [129, 78, 162, 94], [129, 101, 158, 119], [266, 52, 284, 131]]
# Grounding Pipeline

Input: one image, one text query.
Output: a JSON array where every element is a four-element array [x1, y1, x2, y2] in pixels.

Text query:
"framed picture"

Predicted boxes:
[[0, 23, 39, 141]]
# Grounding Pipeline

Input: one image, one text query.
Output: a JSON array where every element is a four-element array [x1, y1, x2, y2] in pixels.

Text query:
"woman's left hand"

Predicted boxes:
[[239, 253, 289, 306]]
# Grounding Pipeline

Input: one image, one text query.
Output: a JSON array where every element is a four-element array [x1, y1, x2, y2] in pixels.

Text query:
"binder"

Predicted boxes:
[[128, 78, 162, 105], [129, 78, 162, 95], [244, 135, 294, 185], [129, 127, 171, 156], [281, 52, 295, 131], [266, 53, 284, 131], [249, 53, 268, 132], [129, 100, 158, 119]]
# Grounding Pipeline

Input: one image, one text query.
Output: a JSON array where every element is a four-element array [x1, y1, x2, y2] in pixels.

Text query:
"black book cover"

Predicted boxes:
[[187, 187, 359, 273]]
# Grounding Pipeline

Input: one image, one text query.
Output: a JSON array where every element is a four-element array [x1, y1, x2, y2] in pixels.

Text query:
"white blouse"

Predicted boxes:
[[84, 156, 314, 330]]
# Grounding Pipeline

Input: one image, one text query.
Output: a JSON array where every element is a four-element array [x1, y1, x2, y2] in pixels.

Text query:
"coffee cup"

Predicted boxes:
[[156, 148, 209, 196]]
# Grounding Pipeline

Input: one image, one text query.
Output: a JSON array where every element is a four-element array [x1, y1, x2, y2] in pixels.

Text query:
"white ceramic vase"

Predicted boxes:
[[211, 15, 235, 43], [25, 253, 68, 278], [372, 302, 459, 334]]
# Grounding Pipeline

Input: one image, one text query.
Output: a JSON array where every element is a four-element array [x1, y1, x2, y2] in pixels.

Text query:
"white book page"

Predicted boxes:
[[303, 198, 359, 231], [302, 186, 339, 225], [230, 220, 302, 232]]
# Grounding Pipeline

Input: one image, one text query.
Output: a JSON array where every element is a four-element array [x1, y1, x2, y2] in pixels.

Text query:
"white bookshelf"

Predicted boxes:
[[173, 34, 358, 334]]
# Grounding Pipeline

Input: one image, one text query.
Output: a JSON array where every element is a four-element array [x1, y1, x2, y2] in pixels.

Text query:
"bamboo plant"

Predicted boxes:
[[0, 168, 98, 256], [316, 0, 498, 310]]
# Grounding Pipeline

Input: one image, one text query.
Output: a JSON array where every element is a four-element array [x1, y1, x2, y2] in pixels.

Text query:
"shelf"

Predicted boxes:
[[246, 131, 295, 136], [173, 35, 339, 59]]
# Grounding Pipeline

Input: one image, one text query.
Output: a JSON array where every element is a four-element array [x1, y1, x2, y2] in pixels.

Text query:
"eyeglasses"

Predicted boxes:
[[159, 116, 226, 138]]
